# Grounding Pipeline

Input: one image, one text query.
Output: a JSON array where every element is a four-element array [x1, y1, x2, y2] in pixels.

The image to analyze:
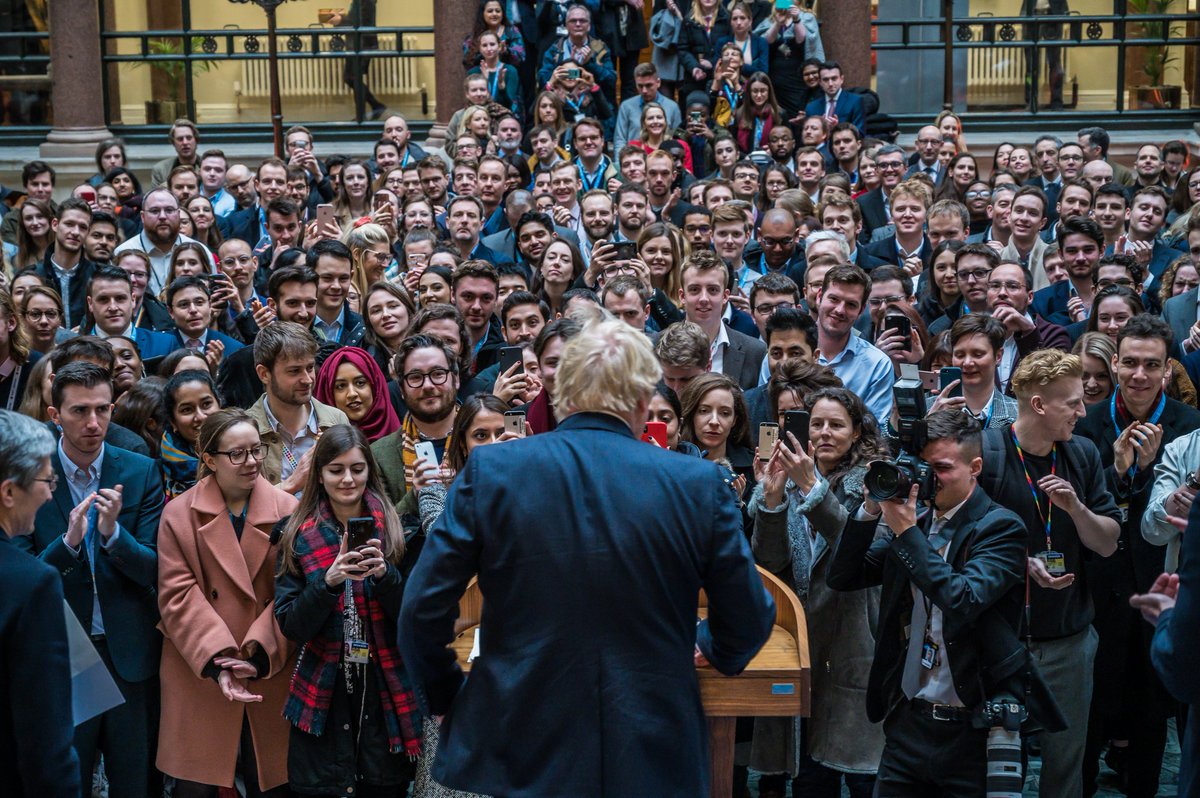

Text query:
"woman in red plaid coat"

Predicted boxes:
[[274, 424, 423, 797]]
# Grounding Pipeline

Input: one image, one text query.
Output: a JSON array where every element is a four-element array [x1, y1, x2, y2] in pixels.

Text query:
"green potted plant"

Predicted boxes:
[[140, 37, 218, 124], [1126, 0, 1183, 109]]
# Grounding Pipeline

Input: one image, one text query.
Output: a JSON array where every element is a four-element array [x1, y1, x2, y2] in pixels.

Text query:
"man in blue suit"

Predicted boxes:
[[164, 274, 246, 356], [804, 61, 865, 135], [84, 265, 178, 359], [15, 362, 164, 798], [399, 319, 775, 798], [0, 411, 80, 798]]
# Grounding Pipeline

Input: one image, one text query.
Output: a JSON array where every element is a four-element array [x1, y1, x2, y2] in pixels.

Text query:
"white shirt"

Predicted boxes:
[[912, 496, 971, 706], [58, 439, 118, 635], [114, 232, 212, 296], [710, 321, 731, 375]]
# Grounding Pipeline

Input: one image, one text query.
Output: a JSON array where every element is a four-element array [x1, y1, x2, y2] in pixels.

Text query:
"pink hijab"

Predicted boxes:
[[314, 346, 400, 442]]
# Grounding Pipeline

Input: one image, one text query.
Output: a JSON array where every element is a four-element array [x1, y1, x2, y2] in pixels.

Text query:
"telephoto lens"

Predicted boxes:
[[986, 725, 1023, 798], [864, 459, 913, 502]]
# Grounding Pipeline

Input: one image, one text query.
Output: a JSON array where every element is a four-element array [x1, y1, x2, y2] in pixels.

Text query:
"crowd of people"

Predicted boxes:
[[2, 0, 1200, 796]]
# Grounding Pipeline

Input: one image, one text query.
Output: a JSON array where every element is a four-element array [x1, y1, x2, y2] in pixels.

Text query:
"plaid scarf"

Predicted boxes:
[[160, 427, 199, 501], [400, 412, 453, 492], [283, 493, 422, 756]]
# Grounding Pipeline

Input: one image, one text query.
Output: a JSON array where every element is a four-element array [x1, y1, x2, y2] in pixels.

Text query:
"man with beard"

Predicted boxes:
[[370, 334, 460, 504], [37, 198, 97, 330], [453, 260, 505, 376], [113, 188, 212, 295], [985, 261, 1070, 395], [578, 190, 615, 261], [83, 266, 176, 359], [745, 208, 805, 284], [612, 183, 647, 243], [647, 150, 702, 227], [84, 212, 120, 266], [766, 126, 797, 174], [223, 163, 258, 213], [248, 321, 348, 494], [447, 195, 500, 263], [482, 192, 579, 262], [1032, 217, 1104, 327]]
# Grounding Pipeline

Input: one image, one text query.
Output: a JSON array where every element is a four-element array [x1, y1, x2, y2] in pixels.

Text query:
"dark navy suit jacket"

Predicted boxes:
[[166, 328, 246, 355], [133, 327, 179, 359], [17, 444, 164, 683], [398, 412, 775, 798], [804, 91, 866, 134]]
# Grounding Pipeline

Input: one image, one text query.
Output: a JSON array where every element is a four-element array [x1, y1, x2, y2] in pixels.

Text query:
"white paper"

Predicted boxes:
[[468, 627, 481, 663]]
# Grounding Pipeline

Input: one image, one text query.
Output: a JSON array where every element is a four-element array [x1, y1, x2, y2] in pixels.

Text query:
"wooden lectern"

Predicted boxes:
[[450, 566, 810, 798]]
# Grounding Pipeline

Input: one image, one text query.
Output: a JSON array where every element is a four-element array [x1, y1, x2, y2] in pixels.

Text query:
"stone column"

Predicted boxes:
[[820, 0, 872, 89], [427, 0, 476, 147], [40, 0, 113, 156]]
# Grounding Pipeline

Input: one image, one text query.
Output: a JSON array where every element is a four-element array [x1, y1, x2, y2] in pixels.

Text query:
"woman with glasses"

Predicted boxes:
[[314, 346, 400, 443], [963, 179, 992, 236], [161, 370, 223, 501], [343, 223, 393, 316], [156, 408, 295, 798], [20, 285, 66, 354], [275, 424, 421, 797], [1159, 255, 1200, 309]]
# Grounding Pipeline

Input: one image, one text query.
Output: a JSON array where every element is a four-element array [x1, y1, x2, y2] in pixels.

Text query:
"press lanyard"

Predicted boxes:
[[578, 156, 608, 191], [1011, 428, 1055, 551], [753, 117, 765, 149], [1110, 390, 1166, 479], [2, 362, 21, 410], [486, 67, 500, 99], [722, 85, 739, 111]]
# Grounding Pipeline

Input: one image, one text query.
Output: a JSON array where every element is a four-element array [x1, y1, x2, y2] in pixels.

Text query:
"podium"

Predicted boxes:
[[450, 566, 810, 798]]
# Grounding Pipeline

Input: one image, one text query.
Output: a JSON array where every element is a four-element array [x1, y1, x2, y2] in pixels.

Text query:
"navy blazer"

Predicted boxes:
[[398, 412, 775, 798], [1030, 279, 1076, 328], [1163, 287, 1196, 356], [1151, 495, 1200, 798], [0, 535, 80, 798], [167, 327, 246, 355], [224, 204, 262, 247], [827, 486, 1027, 721], [856, 187, 889, 241], [804, 91, 866, 134], [133, 326, 179, 359], [16, 444, 165, 683]]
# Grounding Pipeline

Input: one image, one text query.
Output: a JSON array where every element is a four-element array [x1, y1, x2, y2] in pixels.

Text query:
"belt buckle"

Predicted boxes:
[[930, 703, 957, 722]]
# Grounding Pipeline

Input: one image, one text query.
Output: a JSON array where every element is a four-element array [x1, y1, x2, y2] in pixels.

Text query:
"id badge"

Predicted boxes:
[[921, 637, 939, 670], [1116, 503, 1130, 524], [1037, 550, 1067, 577], [346, 639, 370, 664]]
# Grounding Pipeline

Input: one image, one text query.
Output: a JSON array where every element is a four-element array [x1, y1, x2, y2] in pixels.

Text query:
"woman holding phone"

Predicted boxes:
[[925, 314, 1018, 427], [747, 386, 886, 797], [275, 424, 421, 796], [156, 409, 296, 798]]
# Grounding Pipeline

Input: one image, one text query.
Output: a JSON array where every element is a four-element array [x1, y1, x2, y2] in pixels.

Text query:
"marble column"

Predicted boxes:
[[428, 0, 477, 146], [40, 0, 113, 156], [820, 0, 872, 89]]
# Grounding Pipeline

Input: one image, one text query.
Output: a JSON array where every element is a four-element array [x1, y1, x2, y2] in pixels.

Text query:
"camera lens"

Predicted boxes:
[[865, 460, 913, 502]]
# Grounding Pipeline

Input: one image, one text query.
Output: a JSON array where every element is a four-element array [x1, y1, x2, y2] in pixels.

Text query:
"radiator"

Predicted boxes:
[[239, 34, 424, 99], [968, 43, 1070, 92]]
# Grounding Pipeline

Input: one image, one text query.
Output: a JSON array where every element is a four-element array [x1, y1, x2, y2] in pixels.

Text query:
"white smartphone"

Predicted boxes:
[[414, 441, 438, 465]]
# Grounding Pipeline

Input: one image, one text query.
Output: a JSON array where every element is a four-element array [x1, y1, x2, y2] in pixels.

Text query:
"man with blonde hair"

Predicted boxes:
[[976, 348, 1121, 798], [399, 319, 775, 798]]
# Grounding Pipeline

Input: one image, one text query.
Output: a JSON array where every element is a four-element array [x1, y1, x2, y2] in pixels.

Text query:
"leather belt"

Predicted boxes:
[[910, 698, 972, 722]]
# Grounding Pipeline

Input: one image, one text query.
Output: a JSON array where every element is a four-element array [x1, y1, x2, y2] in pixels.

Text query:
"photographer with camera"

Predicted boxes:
[[826, 410, 1027, 794], [976, 349, 1122, 798]]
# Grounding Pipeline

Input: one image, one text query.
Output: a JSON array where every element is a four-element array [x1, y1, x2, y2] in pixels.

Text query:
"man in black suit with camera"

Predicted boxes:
[[829, 410, 1028, 794]]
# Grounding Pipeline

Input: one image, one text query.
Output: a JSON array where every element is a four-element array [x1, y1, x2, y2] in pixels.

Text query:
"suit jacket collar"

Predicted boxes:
[[941, 485, 994, 564], [557, 411, 636, 439]]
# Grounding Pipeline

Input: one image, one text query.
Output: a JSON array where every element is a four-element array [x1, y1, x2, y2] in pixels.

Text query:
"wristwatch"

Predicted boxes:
[[1185, 472, 1200, 491]]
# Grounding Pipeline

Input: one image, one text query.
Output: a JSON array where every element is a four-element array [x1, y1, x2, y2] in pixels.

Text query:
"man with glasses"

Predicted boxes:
[[747, 208, 805, 285], [985, 261, 1070, 394], [114, 187, 212, 296], [1057, 142, 1086, 183], [536, 4, 616, 107], [904, 126, 945, 181], [858, 144, 906, 240], [249, 321, 348, 493], [967, 183, 1016, 250], [0, 410, 80, 798], [858, 263, 916, 343], [214, 238, 267, 344], [114, 250, 173, 331], [20, 362, 164, 798], [930, 243, 999, 336], [222, 163, 258, 214]]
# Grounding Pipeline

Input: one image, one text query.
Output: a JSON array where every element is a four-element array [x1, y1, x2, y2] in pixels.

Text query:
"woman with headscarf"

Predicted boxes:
[[314, 346, 400, 443]]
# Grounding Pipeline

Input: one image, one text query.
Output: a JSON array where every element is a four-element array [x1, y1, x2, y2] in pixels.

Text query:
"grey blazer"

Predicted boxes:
[[722, 323, 767, 391], [1163, 287, 1197, 355]]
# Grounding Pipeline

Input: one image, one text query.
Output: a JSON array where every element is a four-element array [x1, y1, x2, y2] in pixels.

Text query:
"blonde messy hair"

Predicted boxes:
[[553, 319, 662, 417], [1011, 349, 1082, 403]]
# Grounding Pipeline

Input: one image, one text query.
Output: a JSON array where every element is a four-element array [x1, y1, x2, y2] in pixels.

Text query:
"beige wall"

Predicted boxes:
[[108, 0, 436, 123]]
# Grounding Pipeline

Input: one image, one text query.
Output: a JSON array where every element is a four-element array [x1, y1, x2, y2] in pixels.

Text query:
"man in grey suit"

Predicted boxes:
[[481, 190, 580, 262], [1163, 286, 1198, 357], [680, 250, 766, 390]]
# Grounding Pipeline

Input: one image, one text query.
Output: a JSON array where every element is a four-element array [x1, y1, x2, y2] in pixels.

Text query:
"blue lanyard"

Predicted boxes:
[[722, 85, 739, 111], [753, 117, 764, 149], [1110, 390, 1166, 478], [486, 68, 500, 99], [578, 156, 608, 192]]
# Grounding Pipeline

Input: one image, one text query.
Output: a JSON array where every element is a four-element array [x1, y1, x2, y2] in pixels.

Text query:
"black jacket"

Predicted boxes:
[[827, 486, 1027, 721], [36, 248, 97, 331], [856, 188, 889, 242]]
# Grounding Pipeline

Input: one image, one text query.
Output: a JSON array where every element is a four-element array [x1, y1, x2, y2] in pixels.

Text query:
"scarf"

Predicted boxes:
[[160, 427, 199, 501], [400, 412, 453, 492], [282, 493, 422, 756], [313, 346, 400, 443], [524, 388, 557, 435]]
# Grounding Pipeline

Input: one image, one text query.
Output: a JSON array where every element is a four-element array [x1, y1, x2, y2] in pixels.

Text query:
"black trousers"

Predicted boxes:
[[875, 700, 988, 798], [74, 637, 159, 798]]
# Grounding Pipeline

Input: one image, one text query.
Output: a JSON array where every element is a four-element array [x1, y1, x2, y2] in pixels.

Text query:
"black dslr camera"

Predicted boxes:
[[865, 365, 937, 503]]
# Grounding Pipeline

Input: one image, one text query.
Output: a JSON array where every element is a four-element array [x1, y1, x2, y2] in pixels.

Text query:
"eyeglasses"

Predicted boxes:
[[957, 268, 993, 282], [760, 236, 795, 249], [877, 161, 905, 171], [965, 190, 991, 199], [144, 207, 180, 217], [220, 255, 255, 268], [602, 264, 636, 278], [403, 367, 452, 388], [754, 301, 794, 314], [986, 280, 1025, 292], [31, 474, 58, 490], [23, 309, 60, 321], [368, 250, 392, 262], [867, 295, 906, 307], [211, 445, 267, 465]]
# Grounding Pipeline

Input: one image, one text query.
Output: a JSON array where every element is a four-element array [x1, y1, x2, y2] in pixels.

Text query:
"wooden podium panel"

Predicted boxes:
[[448, 566, 809, 798]]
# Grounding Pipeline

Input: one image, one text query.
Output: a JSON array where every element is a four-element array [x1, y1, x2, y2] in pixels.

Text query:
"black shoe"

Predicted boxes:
[[1104, 744, 1128, 776], [368, 105, 387, 121]]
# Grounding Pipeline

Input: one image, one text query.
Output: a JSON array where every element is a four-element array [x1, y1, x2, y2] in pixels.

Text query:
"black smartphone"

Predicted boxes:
[[497, 345, 524, 375], [346, 517, 375, 551], [612, 240, 638, 260], [883, 314, 912, 352], [940, 366, 963, 398], [783, 409, 810, 454]]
